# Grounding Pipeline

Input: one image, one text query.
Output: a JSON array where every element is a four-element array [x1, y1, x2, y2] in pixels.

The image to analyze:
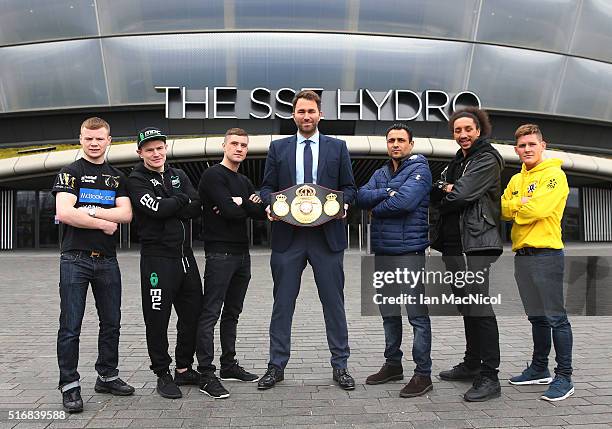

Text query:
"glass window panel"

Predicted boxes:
[[571, 0, 612, 63], [96, 0, 224, 35], [556, 57, 612, 122], [15, 191, 35, 248], [468, 45, 563, 113], [357, 0, 478, 39], [38, 191, 59, 248], [0, 0, 98, 46], [0, 39, 108, 112], [477, 0, 578, 52]]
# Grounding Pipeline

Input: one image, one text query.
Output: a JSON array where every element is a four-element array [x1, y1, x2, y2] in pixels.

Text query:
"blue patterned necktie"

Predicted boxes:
[[303, 140, 313, 183]]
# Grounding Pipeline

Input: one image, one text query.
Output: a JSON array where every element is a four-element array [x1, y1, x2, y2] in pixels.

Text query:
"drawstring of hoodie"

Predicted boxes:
[[181, 256, 190, 274]]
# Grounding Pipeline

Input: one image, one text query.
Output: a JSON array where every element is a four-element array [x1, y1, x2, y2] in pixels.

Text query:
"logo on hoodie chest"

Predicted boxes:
[[150, 178, 162, 187], [527, 182, 537, 194]]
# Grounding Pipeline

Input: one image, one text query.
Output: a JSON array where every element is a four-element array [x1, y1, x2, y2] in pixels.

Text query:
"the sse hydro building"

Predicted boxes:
[[1, 0, 612, 250]]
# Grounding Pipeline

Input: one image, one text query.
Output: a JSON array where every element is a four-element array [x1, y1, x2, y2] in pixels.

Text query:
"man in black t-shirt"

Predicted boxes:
[[53, 117, 134, 413], [195, 128, 265, 399]]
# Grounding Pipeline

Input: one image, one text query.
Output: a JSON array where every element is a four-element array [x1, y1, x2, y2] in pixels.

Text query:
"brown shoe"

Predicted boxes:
[[365, 363, 404, 385], [399, 374, 433, 398]]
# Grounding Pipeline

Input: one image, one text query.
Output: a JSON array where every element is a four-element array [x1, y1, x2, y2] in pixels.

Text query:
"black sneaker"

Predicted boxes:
[[157, 372, 182, 399], [439, 363, 480, 381], [61, 386, 83, 413], [220, 363, 259, 382], [199, 373, 230, 399], [174, 368, 200, 386], [94, 377, 135, 396], [463, 375, 501, 402]]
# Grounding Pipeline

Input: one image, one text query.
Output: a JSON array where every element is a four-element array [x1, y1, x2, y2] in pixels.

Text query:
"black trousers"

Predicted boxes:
[[442, 245, 500, 379], [196, 252, 251, 373], [140, 252, 203, 376]]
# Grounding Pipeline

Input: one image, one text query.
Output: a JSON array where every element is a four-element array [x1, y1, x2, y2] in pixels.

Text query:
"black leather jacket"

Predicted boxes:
[[430, 139, 504, 254]]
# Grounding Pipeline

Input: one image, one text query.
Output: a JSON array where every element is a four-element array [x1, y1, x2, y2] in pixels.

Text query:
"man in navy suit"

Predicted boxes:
[[258, 90, 357, 390]]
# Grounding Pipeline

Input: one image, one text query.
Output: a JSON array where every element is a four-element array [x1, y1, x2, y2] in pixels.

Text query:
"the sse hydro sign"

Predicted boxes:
[[156, 87, 481, 122]]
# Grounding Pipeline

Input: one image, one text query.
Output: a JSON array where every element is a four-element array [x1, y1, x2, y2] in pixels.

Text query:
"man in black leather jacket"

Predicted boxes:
[[430, 108, 504, 402]]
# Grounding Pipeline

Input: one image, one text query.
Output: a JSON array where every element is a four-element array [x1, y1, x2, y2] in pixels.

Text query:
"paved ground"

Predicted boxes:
[[0, 248, 611, 428]]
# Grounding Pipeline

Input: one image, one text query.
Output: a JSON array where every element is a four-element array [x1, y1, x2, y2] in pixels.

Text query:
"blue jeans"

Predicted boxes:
[[57, 251, 122, 388], [383, 315, 432, 376], [515, 249, 573, 378], [376, 253, 432, 376]]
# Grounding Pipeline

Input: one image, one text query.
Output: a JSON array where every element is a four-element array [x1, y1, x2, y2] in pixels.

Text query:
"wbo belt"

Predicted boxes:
[[516, 247, 558, 256]]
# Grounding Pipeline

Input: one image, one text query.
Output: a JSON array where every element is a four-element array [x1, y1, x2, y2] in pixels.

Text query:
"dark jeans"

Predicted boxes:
[[196, 252, 251, 373], [140, 253, 202, 376], [376, 253, 432, 376], [442, 246, 500, 379], [57, 251, 122, 389], [515, 249, 573, 378]]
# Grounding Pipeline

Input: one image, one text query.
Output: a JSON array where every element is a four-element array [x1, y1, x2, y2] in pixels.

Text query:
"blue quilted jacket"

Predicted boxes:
[[357, 154, 432, 255]]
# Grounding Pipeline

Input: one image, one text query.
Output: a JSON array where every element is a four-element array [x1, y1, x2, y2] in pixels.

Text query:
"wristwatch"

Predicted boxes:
[[88, 206, 97, 218]]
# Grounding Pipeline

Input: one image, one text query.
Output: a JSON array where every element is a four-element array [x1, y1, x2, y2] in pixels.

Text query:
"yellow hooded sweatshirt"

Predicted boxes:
[[501, 158, 569, 251]]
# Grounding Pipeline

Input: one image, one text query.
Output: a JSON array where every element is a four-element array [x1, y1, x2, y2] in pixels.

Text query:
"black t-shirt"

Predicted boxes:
[[198, 163, 265, 253], [52, 158, 128, 256]]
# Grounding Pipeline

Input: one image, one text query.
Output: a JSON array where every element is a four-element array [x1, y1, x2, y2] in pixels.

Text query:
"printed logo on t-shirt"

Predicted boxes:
[[81, 175, 97, 184], [102, 174, 120, 189], [56, 172, 76, 190], [79, 188, 116, 205]]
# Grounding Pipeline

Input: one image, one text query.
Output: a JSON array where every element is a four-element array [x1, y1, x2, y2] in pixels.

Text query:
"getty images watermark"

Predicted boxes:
[[361, 254, 612, 317], [371, 265, 500, 306]]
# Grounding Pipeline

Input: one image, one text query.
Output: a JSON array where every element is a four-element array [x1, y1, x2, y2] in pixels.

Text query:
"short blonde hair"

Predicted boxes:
[[514, 124, 542, 142], [81, 117, 110, 134]]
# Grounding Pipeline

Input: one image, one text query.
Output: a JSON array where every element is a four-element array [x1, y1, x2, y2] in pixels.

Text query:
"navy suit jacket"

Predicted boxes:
[[260, 134, 357, 253]]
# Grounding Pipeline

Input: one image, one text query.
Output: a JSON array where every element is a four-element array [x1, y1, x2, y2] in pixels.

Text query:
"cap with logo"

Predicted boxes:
[[137, 127, 167, 148]]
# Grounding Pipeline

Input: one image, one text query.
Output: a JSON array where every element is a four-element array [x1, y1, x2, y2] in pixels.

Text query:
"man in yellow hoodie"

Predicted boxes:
[[501, 124, 573, 401]]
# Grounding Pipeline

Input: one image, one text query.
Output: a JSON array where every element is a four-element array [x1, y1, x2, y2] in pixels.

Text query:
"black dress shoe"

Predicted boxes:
[[94, 377, 135, 396], [333, 368, 355, 390], [257, 366, 284, 390], [62, 387, 83, 413]]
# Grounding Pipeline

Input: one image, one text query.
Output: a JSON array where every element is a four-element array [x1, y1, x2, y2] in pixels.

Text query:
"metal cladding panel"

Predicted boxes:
[[0, 39, 108, 111], [556, 57, 612, 122], [571, 0, 612, 63], [476, 0, 579, 52], [0, 0, 98, 46], [469, 44, 564, 114]]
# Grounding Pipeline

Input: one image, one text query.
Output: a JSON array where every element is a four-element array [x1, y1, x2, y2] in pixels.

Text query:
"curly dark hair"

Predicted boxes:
[[448, 107, 492, 137]]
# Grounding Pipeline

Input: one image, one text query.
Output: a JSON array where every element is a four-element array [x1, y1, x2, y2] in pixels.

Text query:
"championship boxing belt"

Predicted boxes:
[[271, 183, 344, 227]]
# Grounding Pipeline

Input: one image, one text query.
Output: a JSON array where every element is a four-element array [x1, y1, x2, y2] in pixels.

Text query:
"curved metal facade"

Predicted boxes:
[[1, 0, 612, 124]]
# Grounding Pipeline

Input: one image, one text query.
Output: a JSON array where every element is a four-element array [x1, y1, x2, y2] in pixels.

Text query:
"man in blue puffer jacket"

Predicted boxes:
[[357, 123, 433, 398]]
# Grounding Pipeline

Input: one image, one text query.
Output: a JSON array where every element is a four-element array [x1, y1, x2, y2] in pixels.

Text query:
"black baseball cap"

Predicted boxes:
[[137, 127, 166, 148]]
